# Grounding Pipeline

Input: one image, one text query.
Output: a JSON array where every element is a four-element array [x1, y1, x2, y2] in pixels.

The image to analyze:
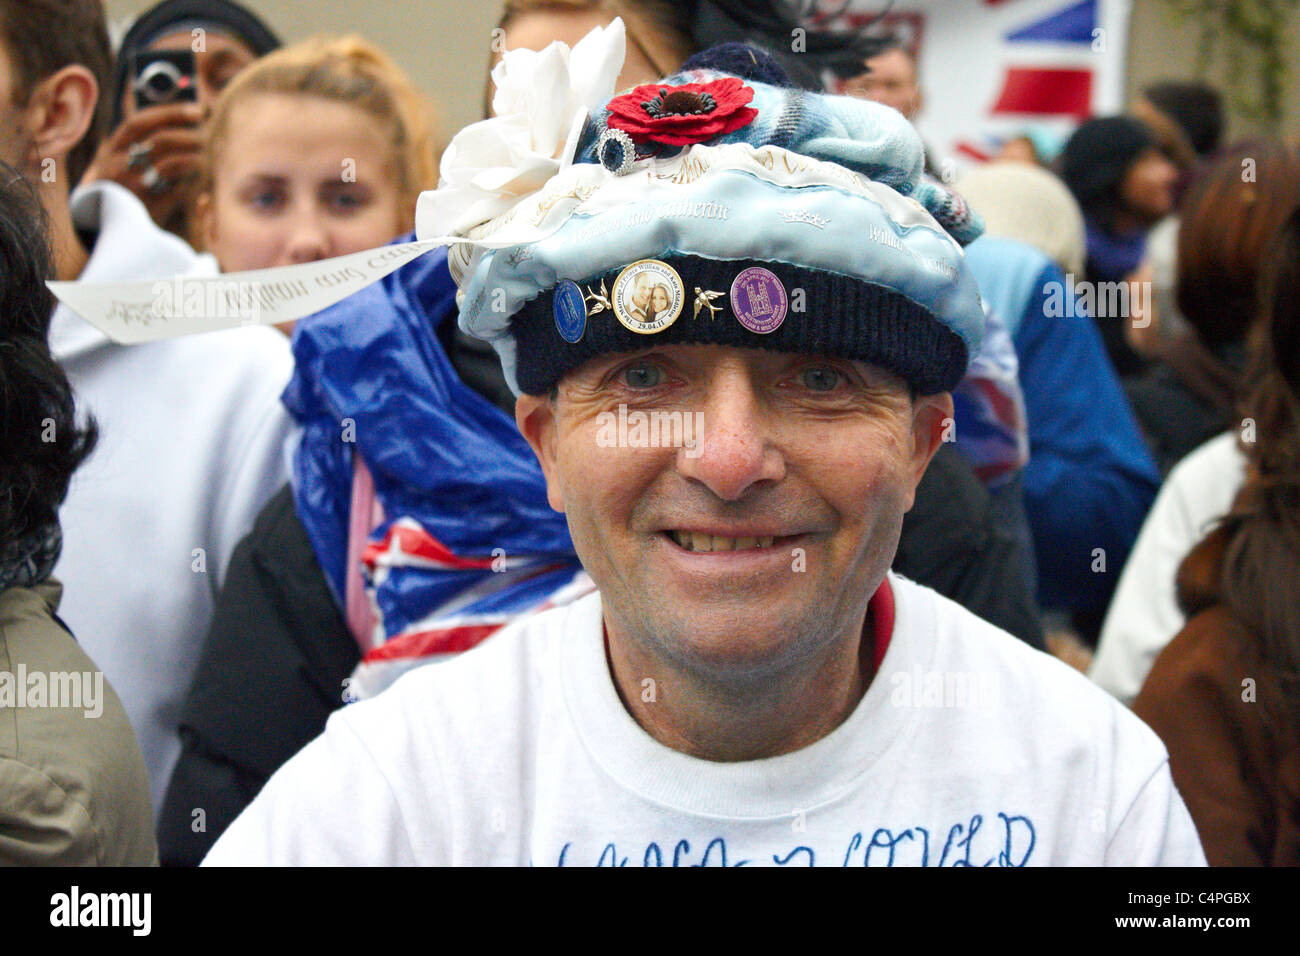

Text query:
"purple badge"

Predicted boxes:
[[730, 267, 787, 334]]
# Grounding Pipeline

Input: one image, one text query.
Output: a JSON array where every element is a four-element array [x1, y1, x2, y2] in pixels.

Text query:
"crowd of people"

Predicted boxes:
[[1, 0, 1296, 867]]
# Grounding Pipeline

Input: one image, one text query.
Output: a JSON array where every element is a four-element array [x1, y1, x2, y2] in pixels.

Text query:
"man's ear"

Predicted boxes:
[[904, 390, 953, 511], [516, 392, 565, 513], [23, 65, 98, 182]]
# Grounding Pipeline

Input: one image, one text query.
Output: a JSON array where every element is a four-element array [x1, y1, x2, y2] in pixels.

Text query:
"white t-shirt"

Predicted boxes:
[[205, 574, 1205, 866], [52, 182, 296, 808], [1091, 432, 1246, 704]]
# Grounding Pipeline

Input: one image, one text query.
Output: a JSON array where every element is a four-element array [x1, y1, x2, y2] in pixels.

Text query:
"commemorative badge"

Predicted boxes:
[[553, 279, 587, 343], [611, 259, 684, 334], [730, 266, 787, 334]]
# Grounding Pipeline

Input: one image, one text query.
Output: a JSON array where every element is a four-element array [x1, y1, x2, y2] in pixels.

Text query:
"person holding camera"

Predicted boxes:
[[79, 0, 280, 242]]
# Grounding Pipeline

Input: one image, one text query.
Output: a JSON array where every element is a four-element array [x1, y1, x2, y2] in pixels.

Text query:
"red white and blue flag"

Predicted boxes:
[[349, 516, 594, 697], [824, 0, 1132, 170]]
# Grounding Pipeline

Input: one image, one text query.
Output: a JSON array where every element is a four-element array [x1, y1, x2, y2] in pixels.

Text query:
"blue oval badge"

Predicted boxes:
[[553, 279, 587, 343]]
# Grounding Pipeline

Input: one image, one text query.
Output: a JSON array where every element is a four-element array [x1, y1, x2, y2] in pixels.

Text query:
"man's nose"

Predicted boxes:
[[675, 370, 785, 501]]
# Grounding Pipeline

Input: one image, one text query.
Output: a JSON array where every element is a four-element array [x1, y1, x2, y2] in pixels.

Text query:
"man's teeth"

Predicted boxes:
[[670, 531, 775, 551]]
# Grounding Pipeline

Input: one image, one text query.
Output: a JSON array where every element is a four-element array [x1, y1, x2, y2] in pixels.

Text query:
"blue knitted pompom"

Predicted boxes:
[[681, 43, 792, 88]]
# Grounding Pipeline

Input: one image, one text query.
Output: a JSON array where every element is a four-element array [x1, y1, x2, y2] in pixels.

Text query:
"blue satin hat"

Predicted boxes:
[[442, 47, 985, 397]]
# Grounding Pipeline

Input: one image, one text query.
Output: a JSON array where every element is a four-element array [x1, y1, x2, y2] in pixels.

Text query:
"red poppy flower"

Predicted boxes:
[[605, 77, 758, 147]]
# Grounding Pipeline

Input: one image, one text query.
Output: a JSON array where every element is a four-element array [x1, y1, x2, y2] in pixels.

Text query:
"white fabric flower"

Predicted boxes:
[[417, 17, 626, 239]]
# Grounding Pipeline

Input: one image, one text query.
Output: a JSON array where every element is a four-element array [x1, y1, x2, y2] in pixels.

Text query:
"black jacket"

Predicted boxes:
[[156, 485, 358, 866]]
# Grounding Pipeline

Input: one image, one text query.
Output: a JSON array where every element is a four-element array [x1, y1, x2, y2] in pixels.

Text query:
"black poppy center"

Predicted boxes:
[[642, 89, 717, 118]]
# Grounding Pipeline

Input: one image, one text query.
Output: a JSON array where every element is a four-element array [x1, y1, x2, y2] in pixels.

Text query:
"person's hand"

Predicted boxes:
[[79, 102, 204, 229], [1123, 260, 1161, 357]]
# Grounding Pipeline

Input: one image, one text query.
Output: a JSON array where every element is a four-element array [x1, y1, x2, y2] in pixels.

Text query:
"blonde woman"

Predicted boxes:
[[158, 35, 452, 865], [194, 35, 438, 328]]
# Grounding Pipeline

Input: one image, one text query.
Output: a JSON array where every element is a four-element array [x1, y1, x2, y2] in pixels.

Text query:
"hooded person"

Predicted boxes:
[[80, 0, 281, 239], [1059, 116, 1180, 377], [183, 23, 1203, 866], [5, 0, 295, 814]]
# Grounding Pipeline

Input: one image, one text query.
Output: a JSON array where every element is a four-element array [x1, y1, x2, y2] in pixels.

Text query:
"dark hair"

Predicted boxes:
[[1144, 81, 1223, 157], [688, 0, 889, 89], [0, 0, 112, 188], [0, 164, 97, 545], [866, 34, 916, 65], [1176, 139, 1300, 351], [1176, 189, 1300, 723]]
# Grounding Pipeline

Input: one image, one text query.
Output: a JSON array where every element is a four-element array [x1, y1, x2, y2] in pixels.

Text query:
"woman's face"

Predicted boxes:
[[1120, 147, 1179, 225], [487, 9, 664, 116], [201, 92, 408, 273], [651, 285, 670, 314]]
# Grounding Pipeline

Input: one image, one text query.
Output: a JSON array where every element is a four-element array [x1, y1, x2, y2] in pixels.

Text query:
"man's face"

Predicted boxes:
[[843, 48, 922, 121], [0, 40, 35, 173], [631, 275, 652, 310], [518, 344, 950, 682]]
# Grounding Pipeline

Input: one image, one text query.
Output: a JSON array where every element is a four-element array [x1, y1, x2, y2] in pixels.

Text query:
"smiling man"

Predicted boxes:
[[204, 36, 1205, 867], [525, 344, 942, 765]]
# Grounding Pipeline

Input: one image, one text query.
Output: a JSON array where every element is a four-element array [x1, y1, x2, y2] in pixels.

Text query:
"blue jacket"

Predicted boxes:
[[964, 236, 1159, 614]]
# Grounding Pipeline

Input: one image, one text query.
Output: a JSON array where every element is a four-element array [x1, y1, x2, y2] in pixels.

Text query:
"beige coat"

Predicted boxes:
[[0, 579, 156, 865]]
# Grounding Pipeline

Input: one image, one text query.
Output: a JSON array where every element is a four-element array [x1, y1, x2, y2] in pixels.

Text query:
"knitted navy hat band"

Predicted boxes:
[[512, 255, 967, 396]]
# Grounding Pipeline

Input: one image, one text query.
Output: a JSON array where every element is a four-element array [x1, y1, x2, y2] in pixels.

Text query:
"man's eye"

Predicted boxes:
[[800, 366, 842, 391], [621, 363, 662, 388]]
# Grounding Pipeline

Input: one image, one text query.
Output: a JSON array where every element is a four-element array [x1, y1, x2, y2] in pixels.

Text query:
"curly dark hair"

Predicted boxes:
[[0, 163, 97, 545]]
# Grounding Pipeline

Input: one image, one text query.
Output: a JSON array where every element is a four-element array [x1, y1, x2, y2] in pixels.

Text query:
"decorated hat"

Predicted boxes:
[[420, 19, 986, 397]]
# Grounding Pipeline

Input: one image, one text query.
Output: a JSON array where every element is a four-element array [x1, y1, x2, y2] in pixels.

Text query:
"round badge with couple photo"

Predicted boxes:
[[611, 259, 685, 334]]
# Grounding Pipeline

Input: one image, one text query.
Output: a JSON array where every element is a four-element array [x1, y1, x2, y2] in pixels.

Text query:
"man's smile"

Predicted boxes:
[[662, 529, 803, 552]]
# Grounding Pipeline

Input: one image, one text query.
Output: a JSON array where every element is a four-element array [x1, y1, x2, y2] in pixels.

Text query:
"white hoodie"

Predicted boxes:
[[51, 181, 296, 810], [1091, 431, 1247, 704]]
